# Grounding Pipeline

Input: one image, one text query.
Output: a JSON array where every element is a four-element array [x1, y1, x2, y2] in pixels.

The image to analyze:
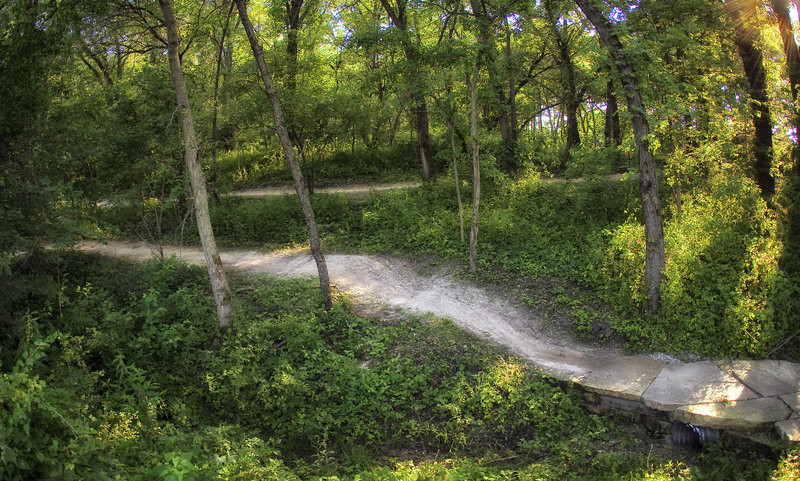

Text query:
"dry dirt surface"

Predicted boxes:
[[227, 181, 422, 198], [75, 240, 665, 386]]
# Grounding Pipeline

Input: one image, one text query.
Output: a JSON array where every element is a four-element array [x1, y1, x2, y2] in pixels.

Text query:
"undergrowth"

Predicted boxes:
[[96, 169, 800, 360], [1, 251, 795, 479]]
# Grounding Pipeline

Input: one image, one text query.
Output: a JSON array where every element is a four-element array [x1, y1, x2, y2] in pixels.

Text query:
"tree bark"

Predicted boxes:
[[546, 0, 581, 170], [470, 0, 517, 174], [210, 0, 235, 205], [450, 123, 465, 243], [285, 0, 305, 93], [574, 0, 665, 314], [726, 1, 776, 197], [159, 0, 234, 328], [771, 0, 800, 102], [235, 0, 332, 309], [469, 67, 481, 273], [604, 78, 621, 146]]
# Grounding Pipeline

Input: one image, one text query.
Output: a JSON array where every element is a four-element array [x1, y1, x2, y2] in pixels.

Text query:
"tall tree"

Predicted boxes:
[[379, 0, 434, 179], [770, 0, 800, 153], [235, 0, 333, 309], [468, 0, 517, 173], [468, 1, 489, 273], [725, 0, 776, 197], [573, 0, 665, 314], [209, 0, 236, 204], [545, 0, 582, 170], [158, 0, 234, 328], [468, 67, 481, 273]]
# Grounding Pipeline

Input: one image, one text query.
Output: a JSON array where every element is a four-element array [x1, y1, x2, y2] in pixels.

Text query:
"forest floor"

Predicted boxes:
[[226, 173, 626, 198]]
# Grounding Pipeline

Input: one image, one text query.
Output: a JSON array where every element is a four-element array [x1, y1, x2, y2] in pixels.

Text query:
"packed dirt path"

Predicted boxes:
[[75, 240, 648, 383], [74, 240, 800, 439], [227, 181, 421, 198]]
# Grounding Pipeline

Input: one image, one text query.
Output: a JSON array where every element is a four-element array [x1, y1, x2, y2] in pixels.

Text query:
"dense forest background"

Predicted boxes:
[[2, 0, 800, 478]]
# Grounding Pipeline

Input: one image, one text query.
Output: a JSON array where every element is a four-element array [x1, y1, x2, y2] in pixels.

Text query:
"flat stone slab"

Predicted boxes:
[[573, 355, 666, 401], [642, 361, 759, 411], [780, 393, 800, 414], [675, 397, 792, 431], [776, 418, 800, 443], [719, 360, 800, 397]]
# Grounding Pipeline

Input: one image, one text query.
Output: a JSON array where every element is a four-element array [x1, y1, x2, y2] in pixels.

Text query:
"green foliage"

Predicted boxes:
[[98, 160, 799, 359], [0, 251, 789, 479], [771, 446, 800, 480], [0, 332, 102, 480], [213, 143, 420, 191]]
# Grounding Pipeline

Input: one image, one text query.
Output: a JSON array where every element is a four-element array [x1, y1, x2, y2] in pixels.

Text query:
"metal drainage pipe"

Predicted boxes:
[[671, 421, 722, 447]]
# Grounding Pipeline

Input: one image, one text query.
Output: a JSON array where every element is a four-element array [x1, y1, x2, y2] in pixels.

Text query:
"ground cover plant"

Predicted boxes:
[[97, 165, 800, 360], [1, 250, 795, 480]]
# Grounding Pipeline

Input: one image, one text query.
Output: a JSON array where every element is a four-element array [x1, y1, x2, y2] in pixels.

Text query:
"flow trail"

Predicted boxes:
[[74, 240, 800, 441]]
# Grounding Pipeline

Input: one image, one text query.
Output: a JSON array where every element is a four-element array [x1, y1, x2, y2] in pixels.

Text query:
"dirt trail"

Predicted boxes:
[[227, 181, 422, 198], [75, 240, 665, 387], [225, 175, 625, 199]]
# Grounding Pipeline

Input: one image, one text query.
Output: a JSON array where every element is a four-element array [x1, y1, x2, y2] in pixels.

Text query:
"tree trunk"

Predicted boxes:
[[771, 0, 800, 103], [726, 1, 776, 197], [159, 0, 234, 328], [414, 93, 433, 180], [210, 0, 235, 206], [472, 1, 516, 174], [604, 78, 621, 146], [469, 67, 481, 274], [235, 0, 332, 309], [450, 123, 465, 243], [546, 0, 581, 170], [379, 0, 433, 180], [574, 0, 665, 314]]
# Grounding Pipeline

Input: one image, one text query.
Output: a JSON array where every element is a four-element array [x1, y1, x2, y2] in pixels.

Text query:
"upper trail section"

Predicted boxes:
[[75, 240, 800, 442], [226, 181, 422, 198]]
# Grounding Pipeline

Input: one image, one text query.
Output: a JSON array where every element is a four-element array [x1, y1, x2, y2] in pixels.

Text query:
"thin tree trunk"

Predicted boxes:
[[235, 0, 332, 309], [604, 78, 621, 146], [574, 0, 665, 314], [450, 124, 465, 242], [727, 1, 776, 197], [469, 67, 481, 273], [210, 0, 235, 205], [159, 0, 233, 328]]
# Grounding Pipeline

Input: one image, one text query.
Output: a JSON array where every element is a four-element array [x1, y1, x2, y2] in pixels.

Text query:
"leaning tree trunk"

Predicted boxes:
[[235, 0, 332, 309], [726, 0, 776, 198], [771, 0, 800, 105], [574, 0, 665, 314], [159, 0, 233, 328]]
